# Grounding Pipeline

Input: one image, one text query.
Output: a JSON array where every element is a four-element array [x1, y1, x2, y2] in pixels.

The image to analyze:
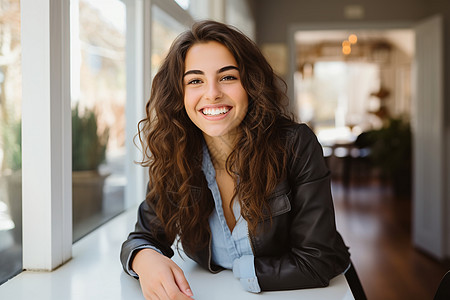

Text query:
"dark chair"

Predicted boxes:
[[434, 270, 450, 300], [350, 131, 373, 184], [344, 261, 367, 300]]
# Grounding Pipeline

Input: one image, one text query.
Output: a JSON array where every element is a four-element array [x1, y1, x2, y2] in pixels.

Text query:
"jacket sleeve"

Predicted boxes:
[[120, 195, 175, 277], [254, 124, 350, 291]]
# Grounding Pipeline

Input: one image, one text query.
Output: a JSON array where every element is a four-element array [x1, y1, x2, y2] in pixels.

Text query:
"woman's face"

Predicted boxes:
[[183, 41, 248, 140]]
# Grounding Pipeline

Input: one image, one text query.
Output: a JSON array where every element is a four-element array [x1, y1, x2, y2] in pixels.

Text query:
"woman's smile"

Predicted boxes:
[[200, 105, 233, 122], [201, 105, 232, 117]]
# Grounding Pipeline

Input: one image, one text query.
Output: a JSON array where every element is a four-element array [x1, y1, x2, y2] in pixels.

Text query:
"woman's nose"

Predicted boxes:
[[205, 81, 222, 101]]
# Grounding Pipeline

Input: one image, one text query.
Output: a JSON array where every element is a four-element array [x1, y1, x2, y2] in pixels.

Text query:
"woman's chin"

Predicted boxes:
[[201, 127, 239, 141]]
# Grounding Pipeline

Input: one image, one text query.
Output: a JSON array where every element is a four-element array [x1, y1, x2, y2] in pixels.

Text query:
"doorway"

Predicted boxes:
[[289, 15, 447, 299], [290, 16, 446, 260], [293, 28, 414, 189], [293, 28, 414, 135]]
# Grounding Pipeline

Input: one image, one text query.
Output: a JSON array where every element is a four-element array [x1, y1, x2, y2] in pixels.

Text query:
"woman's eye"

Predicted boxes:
[[187, 79, 202, 85], [221, 75, 237, 81]]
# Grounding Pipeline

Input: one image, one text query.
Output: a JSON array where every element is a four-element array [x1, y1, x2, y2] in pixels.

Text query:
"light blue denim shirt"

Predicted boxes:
[[202, 144, 261, 293]]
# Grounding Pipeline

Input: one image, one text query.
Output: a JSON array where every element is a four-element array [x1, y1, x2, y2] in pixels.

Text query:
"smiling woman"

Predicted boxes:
[[121, 20, 352, 300]]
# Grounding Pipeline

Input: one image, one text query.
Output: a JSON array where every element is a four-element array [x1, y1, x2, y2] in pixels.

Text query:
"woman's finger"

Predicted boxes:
[[172, 267, 193, 297], [159, 270, 193, 299]]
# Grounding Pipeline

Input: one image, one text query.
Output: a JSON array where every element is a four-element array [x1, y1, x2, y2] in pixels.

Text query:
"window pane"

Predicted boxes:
[[152, 5, 187, 78], [0, 0, 22, 285], [71, 0, 127, 242]]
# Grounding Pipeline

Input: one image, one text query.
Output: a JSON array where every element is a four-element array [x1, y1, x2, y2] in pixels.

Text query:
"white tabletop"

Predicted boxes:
[[0, 206, 354, 300], [172, 255, 354, 300]]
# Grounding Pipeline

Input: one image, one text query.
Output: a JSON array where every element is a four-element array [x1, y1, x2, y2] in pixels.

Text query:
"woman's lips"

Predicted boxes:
[[201, 106, 231, 116], [200, 106, 232, 120]]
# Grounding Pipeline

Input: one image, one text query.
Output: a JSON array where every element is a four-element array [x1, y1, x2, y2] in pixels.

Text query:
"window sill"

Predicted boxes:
[[0, 206, 142, 299]]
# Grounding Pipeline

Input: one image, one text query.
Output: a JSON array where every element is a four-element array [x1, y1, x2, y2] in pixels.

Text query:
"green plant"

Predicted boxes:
[[72, 104, 109, 171], [1, 118, 21, 171], [364, 117, 412, 195]]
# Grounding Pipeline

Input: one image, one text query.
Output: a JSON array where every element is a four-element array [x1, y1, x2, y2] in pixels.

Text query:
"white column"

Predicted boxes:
[[21, 0, 72, 270], [124, 0, 152, 208], [412, 15, 445, 259]]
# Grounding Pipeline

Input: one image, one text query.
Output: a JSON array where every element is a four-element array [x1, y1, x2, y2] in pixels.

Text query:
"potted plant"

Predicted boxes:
[[72, 104, 109, 222], [0, 118, 22, 244], [364, 117, 412, 197]]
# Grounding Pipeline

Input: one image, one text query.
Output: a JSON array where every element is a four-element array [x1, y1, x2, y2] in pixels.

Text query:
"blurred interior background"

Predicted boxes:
[[1, 1, 449, 299]]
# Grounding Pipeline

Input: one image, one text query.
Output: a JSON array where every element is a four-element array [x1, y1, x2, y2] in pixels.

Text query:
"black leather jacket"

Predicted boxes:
[[120, 123, 350, 291]]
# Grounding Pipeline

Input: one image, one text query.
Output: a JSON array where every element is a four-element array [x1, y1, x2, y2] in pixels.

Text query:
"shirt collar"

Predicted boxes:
[[202, 143, 216, 186]]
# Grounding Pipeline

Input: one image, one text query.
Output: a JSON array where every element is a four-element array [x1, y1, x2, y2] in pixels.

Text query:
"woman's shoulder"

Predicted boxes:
[[276, 119, 317, 142], [276, 119, 323, 162]]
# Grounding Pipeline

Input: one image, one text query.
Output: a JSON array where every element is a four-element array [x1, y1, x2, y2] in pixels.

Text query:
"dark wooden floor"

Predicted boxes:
[[332, 178, 450, 300]]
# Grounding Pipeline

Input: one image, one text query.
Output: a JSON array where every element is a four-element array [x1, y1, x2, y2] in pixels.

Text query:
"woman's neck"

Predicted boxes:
[[203, 133, 237, 170]]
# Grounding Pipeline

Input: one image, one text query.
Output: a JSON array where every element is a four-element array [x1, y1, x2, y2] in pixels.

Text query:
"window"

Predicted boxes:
[[0, 0, 22, 285], [71, 0, 127, 241], [296, 61, 381, 131], [151, 5, 187, 79]]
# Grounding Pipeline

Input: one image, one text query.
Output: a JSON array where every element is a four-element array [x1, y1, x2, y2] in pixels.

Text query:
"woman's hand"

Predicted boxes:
[[132, 248, 194, 300]]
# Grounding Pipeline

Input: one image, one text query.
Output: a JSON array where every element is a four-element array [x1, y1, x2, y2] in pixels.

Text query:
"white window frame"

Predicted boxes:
[[21, 0, 72, 270], [123, 0, 151, 210], [153, 0, 194, 26]]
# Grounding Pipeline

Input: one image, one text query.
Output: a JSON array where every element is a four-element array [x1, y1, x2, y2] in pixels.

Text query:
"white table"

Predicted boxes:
[[172, 255, 354, 300], [0, 206, 354, 299]]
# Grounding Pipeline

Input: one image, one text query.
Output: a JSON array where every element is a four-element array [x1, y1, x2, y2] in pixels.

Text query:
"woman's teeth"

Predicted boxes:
[[202, 107, 230, 116]]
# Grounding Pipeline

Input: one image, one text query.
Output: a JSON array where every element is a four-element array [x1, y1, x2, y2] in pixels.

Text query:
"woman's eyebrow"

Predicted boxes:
[[218, 65, 239, 73], [183, 70, 203, 77], [183, 65, 239, 78]]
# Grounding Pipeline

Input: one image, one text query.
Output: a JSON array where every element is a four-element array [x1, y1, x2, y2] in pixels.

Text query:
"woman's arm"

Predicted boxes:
[[132, 248, 194, 299], [120, 199, 175, 276], [120, 196, 194, 299], [254, 124, 350, 290]]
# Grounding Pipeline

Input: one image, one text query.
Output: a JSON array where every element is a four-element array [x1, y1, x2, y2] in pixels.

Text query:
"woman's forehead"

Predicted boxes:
[[184, 41, 238, 72]]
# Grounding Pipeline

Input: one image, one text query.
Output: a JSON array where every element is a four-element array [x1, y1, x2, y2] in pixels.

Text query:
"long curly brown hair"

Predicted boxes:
[[138, 20, 294, 253]]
